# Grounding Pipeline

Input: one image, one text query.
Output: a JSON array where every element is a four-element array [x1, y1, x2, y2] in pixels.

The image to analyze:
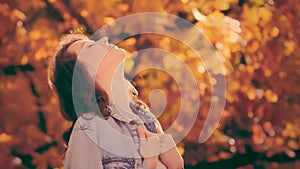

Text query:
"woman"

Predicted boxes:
[[48, 33, 184, 169]]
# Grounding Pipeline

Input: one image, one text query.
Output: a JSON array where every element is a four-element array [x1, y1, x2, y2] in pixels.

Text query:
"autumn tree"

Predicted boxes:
[[0, 0, 299, 169]]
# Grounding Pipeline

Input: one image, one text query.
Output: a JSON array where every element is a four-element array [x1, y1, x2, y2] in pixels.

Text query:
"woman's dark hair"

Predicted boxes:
[[48, 33, 111, 145]]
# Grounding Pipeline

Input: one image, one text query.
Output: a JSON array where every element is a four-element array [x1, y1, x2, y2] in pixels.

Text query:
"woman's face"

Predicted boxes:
[[66, 37, 126, 78], [67, 37, 126, 60]]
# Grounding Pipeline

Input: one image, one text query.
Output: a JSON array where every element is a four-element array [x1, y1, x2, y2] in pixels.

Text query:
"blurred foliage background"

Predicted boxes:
[[0, 0, 300, 168]]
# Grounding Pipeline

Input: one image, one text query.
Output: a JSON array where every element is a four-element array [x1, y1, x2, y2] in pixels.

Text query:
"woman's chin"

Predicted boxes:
[[116, 48, 126, 58], [119, 48, 126, 57], [106, 47, 126, 61]]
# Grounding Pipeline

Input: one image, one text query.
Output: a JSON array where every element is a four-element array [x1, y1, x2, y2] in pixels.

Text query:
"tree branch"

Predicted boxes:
[[1, 64, 34, 75], [44, 0, 65, 22], [61, 0, 94, 34], [43, 0, 93, 34]]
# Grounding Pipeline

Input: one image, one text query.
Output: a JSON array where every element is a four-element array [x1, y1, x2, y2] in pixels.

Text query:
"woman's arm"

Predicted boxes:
[[137, 125, 160, 169], [155, 120, 184, 169], [64, 124, 102, 169], [158, 137, 184, 169]]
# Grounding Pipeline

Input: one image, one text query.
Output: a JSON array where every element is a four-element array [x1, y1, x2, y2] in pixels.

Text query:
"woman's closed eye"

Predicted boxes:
[[87, 43, 94, 48], [86, 41, 112, 50]]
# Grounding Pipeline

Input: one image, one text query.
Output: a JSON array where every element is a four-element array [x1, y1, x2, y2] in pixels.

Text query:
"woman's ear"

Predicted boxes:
[[95, 85, 112, 119]]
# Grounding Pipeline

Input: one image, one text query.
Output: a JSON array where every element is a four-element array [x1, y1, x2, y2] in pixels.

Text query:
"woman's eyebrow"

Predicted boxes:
[[68, 40, 87, 50], [69, 40, 90, 57]]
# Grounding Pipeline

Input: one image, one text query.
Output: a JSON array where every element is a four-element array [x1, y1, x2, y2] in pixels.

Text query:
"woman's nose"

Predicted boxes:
[[97, 37, 108, 44]]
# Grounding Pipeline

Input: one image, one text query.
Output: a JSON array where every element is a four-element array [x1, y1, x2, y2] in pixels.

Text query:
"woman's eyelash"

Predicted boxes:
[[87, 44, 94, 48], [85, 42, 110, 49]]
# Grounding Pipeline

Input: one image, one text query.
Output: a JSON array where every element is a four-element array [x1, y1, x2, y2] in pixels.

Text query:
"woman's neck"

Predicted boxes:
[[97, 62, 132, 113]]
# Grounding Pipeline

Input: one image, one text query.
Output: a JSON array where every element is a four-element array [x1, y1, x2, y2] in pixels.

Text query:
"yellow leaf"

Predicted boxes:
[[284, 41, 296, 56], [250, 0, 265, 6], [275, 137, 284, 145], [12, 9, 26, 20], [21, 55, 29, 65], [177, 145, 185, 155], [0, 133, 12, 143], [215, 0, 232, 11], [125, 59, 134, 72], [270, 26, 280, 38], [29, 30, 41, 40], [258, 7, 273, 25], [247, 89, 256, 100], [103, 17, 115, 24], [80, 10, 88, 17]]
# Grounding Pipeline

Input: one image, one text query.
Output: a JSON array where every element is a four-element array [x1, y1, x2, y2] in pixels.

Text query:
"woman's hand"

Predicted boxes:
[[137, 125, 160, 169], [154, 120, 184, 169], [137, 123, 184, 169]]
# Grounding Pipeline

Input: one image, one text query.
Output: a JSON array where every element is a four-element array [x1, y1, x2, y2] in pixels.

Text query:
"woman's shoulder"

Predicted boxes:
[[73, 112, 129, 139], [75, 112, 101, 128], [72, 112, 107, 139], [75, 112, 115, 130]]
